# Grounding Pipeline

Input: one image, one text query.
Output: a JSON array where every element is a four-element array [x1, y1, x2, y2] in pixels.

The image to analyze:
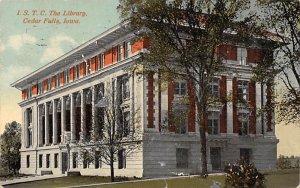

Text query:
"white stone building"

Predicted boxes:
[[11, 22, 278, 177]]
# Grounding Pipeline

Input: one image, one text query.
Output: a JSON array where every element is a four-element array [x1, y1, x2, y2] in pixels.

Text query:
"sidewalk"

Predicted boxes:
[[0, 174, 65, 187]]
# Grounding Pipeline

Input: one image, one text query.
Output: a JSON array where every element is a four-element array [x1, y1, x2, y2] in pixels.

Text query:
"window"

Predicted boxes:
[[46, 154, 50, 168], [27, 87, 32, 99], [240, 148, 252, 163], [86, 60, 91, 74], [54, 153, 58, 168], [122, 77, 130, 100], [76, 65, 80, 79], [174, 81, 187, 96], [238, 113, 249, 136], [95, 151, 102, 169], [39, 154, 43, 168], [174, 109, 187, 134], [65, 70, 69, 84], [118, 149, 126, 169], [122, 111, 130, 137], [47, 78, 51, 91], [209, 78, 219, 97], [38, 83, 43, 94], [176, 148, 188, 168], [208, 112, 219, 135], [27, 109, 33, 147], [238, 80, 248, 101], [117, 44, 122, 61], [210, 147, 221, 170], [56, 74, 60, 87], [100, 54, 104, 69], [124, 41, 131, 58], [26, 155, 30, 168], [237, 47, 247, 65], [73, 152, 78, 168]]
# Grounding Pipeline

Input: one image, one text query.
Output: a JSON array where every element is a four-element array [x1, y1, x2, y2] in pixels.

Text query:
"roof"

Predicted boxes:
[[11, 21, 131, 90]]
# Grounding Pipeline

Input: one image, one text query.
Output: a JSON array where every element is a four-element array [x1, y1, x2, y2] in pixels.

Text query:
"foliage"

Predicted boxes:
[[276, 155, 292, 169], [257, 0, 300, 123], [119, 0, 256, 176], [78, 84, 142, 182], [0, 121, 21, 175], [224, 160, 265, 188]]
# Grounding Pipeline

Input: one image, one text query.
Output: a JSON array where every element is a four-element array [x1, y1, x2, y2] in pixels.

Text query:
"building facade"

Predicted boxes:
[[11, 22, 278, 177]]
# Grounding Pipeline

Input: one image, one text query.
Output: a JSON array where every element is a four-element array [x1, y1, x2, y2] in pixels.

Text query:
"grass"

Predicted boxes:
[[2, 169, 299, 188]]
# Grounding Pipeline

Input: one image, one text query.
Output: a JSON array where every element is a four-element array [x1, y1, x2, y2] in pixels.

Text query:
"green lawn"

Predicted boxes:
[[3, 169, 299, 188]]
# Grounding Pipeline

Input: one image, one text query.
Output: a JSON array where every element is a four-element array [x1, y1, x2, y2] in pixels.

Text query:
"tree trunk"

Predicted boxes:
[[196, 81, 208, 177], [110, 151, 115, 182]]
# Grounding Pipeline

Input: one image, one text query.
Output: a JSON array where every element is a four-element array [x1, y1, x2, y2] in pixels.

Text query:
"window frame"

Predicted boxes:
[[174, 81, 187, 96], [237, 80, 249, 101], [118, 149, 126, 169], [238, 113, 249, 136], [208, 78, 220, 98], [237, 47, 247, 65], [124, 41, 131, 58], [208, 111, 220, 135], [122, 76, 130, 101]]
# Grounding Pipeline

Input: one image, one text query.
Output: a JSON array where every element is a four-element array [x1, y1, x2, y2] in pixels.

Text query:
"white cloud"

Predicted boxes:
[[40, 35, 76, 63], [8, 33, 37, 50]]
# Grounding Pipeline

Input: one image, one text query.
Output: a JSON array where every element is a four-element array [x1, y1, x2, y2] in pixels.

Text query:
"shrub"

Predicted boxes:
[[277, 155, 292, 169], [224, 160, 265, 188]]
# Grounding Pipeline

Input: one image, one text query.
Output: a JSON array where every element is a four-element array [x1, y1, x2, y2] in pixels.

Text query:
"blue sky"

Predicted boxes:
[[0, 0, 120, 132]]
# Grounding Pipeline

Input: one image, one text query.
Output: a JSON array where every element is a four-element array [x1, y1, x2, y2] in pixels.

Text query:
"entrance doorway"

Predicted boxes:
[[210, 147, 221, 170]]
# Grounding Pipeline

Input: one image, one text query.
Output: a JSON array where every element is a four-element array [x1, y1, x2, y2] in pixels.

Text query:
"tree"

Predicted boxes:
[[78, 82, 142, 182], [119, 0, 255, 176], [256, 0, 300, 123], [0, 121, 21, 175]]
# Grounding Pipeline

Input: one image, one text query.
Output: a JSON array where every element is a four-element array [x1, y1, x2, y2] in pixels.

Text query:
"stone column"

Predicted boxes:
[[53, 99, 58, 144], [226, 78, 233, 134], [45, 103, 49, 145], [61, 97, 66, 143], [70, 93, 76, 142], [91, 86, 96, 140], [24, 109, 28, 148], [38, 105, 43, 146], [81, 90, 86, 140]]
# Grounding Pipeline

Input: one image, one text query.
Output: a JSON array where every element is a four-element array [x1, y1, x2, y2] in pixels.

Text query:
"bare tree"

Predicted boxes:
[[78, 80, 142, 182]]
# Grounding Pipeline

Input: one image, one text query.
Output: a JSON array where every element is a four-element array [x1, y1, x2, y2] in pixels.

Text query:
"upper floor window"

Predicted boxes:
[[238, 113, 249, 136], [122, 77, 130, 101], [174, 109, 187, 134], [208, 112, 219, 135], [208, 78, 219, 98], [100, 54, 104, 69], [38, 83, 43, 95], [65, 70, 69, 84], [237, 48, 247, 65], [238, 80, 249, 101], [122, 111, 130, 137], [27, 87, 32, 99], [117, 44, 122, 61], [86, 60, 91, 75], [47, 78, 51, 91], [124, 41, 131, 58], [56, 74, 60, 87], [174, 81, 187, 96], [76, 65, 80, 79]]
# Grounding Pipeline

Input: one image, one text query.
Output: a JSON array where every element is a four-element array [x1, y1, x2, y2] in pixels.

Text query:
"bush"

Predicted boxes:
[[224, 160, 265, 188], [277, 155, 292, 169]]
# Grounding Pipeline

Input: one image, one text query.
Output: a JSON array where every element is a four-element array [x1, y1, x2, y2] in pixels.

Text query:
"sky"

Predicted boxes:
[[0, 0, 299, 157]]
